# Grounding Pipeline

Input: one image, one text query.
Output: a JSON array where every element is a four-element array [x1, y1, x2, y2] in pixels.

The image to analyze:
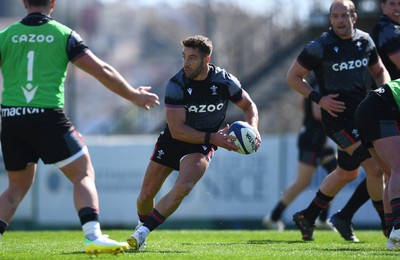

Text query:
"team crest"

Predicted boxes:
[[156, 149, 165, 159], [210, 85, 218, 95], [356, 41, 362, 50], [352, 129, 359, 138]]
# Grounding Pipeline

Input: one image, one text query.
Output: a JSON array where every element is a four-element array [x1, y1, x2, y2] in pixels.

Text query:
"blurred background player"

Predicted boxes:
[[262, 85, 336, 231], [127, 35, 261, 250], [287, 0, 390, 241], [0, 0, 159, 255]]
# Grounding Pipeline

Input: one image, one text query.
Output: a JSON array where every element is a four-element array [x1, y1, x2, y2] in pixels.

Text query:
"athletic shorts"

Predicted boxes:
[[355, 87, 400, 148], [321, 110, 360, 149], [1, 107, 86, 171], [298, 136, 335, 166], [151, 139, 215, 171]]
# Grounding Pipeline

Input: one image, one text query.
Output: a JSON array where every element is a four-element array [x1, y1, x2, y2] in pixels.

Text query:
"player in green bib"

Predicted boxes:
[[355, 78, 400, 250], [0, 0, 160, 256]]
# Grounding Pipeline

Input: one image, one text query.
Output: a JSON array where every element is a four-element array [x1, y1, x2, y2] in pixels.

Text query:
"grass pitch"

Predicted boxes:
[[0, 229, 398, 259]]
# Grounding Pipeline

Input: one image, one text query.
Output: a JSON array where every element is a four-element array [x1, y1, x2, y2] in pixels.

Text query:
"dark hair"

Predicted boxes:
[[27, 0, 51, 6], [181, 35, 213, 56]]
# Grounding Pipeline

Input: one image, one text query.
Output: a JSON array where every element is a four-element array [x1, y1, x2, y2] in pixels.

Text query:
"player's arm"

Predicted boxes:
[[166, 107, 237, 151], [73, 50, 159, 110], [233, 89, 261, 150], [389, 51, 400, 71], [287, 59, 345, 117], [369, 56, 391, 87]]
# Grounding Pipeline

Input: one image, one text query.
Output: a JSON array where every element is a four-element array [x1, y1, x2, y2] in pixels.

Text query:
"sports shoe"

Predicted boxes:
[[262, 214, 285, 231], [387, 228, 400, 250], [127, 229, 147, 250], [293, 211, 315, 241], [315, 219, 334, 230], [329, 212, 359, 242], [84, 234, 129, 256]]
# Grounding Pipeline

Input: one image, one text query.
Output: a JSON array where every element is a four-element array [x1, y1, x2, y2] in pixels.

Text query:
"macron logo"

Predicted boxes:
[[22, 83, 38, 103]]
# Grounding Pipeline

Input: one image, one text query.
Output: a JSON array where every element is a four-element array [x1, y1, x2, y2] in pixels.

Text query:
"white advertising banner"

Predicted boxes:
[[4, 134, 378, 227]]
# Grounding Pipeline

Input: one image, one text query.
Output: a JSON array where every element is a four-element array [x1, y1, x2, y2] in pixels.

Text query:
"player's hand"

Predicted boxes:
[[133, 86, 160, 110], [210, 124, 239, 151], [319, 93, 346, 117], [253, 127, 262, 152]]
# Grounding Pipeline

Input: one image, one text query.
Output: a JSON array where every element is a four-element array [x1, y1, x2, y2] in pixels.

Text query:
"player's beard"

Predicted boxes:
[[184, 60, 204, 79]]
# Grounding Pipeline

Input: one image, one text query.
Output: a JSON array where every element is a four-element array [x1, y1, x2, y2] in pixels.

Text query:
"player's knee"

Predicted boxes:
[[337, 145, 371, 171], [363, 158, 384, 178], [174, 182, 195, 197], [335, 167, 358, 182]]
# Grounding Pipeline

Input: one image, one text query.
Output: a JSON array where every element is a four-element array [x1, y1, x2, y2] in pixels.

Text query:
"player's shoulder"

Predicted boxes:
[[210, 64, 240, 86], [354, 28, 372, 39], [167, 69, 185, 88]]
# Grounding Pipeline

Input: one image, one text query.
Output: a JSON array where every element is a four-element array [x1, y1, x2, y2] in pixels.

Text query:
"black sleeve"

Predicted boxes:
[[66, 30, 89, 62]]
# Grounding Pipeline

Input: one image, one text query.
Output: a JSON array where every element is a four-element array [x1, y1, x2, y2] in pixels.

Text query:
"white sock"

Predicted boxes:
[[137, 226, 150, 238], [82, 221, 102, 241]]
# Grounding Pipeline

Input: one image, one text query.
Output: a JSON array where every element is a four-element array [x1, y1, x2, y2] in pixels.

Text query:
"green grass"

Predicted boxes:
[[0, 230, 398, 259]]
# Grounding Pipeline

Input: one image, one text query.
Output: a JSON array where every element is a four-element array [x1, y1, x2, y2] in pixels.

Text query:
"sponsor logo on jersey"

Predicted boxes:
[[187, 103, 224, 113], [332, 58, 368, 71], [187, 88, 193, 95], [1, 107, 45, 117], [12, 34, 55, 43]]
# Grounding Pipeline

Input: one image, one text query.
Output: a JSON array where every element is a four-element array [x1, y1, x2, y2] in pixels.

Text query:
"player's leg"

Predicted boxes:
[[263, 161, 315, 231], [129, 153, 210, 250], [293, 143, 360, 241], [136, 161, 173, 223], [372, 136, 400, 249], [317, 149, 336, 228], [0, 164, 36, 237], [60, 152, 129, 255]]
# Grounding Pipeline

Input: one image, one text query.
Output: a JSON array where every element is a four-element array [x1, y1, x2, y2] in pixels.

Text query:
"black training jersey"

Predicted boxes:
[[371, 14, 400, 79], [163, 64, 243, 136], [303, 98, 324, 137], [298, 28, 379, 107]]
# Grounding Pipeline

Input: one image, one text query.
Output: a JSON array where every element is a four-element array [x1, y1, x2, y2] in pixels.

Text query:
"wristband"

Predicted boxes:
[[204, 132, 211, 145], [308, 90, 322, 104]]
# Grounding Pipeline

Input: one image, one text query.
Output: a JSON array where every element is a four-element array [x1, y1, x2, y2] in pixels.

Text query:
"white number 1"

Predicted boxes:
[[27, 50, 34, 81]]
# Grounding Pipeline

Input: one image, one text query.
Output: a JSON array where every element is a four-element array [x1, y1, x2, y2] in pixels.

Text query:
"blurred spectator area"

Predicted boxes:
[[0, 0, 381, 135]]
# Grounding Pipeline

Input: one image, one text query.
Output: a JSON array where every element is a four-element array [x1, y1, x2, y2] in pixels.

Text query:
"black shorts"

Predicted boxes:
[[322, 110, 360, 149], [297, 128, 335, 166], [1, 107, 86, 171], [151, 139, 215, 171], [355, 87, 400, 148]]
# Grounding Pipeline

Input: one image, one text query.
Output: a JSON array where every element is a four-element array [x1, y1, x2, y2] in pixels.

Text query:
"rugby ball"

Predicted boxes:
[[228, 121, 257, 154]]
